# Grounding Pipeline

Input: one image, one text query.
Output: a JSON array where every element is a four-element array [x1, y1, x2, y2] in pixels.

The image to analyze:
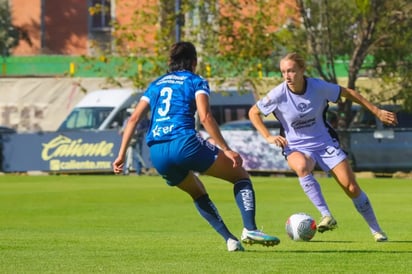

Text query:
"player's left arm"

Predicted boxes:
[[340, 86, 398, 126], [196, 93, 243, 167]]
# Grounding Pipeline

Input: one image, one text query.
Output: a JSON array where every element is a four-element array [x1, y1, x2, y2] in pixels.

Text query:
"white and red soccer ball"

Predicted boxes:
[[285, 213, 317, 241]]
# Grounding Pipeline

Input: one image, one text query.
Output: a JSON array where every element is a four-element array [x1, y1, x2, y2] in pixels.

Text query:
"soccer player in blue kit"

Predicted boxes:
[[249, 52, 398, 242], [113, 41, 280, 251]]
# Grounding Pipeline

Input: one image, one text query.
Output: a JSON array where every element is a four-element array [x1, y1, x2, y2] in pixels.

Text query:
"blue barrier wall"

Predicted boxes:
[[1, 130, 290, 174], [1, 130, 151, 173], [2, 129, 410, 174]]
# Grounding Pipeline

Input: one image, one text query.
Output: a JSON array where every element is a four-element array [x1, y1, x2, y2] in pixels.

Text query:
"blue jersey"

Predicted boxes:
[[141, 71, 210, 146], [256, 77, 341, 151]]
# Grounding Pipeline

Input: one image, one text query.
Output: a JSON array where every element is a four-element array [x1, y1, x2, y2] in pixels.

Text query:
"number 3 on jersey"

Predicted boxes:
[[158, 87, 173, 116]]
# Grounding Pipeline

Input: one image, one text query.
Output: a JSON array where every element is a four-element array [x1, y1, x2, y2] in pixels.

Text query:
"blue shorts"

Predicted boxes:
[[284, 139, 347, 172], [149, 133, 218, 186]]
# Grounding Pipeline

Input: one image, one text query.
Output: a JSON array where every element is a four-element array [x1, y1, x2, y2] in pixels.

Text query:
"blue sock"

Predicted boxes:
[[352, 191, 382, 234], [194, 194, 236, 241], [299, 174, 331, 217], [233, 179, 257, 230]]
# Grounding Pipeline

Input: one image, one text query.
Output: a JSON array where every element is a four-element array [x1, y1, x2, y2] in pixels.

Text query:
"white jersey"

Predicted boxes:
[[256, 77, 341, 151]]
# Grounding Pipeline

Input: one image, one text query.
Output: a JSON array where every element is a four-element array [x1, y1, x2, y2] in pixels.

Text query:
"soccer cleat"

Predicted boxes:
[[373, 231, 388, 242], [227, 238, 244, 252], [241, 228, 280, 247], [317, 215, 338, 233]]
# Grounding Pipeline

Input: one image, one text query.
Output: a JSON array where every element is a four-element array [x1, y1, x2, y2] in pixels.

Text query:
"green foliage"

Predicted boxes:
[[0, 1, 21, 57], [83, 0, 412, 113], [281, 0, 412, 126], [216, 0, 284, 81], [0, 175, 411, 273], [372, 1, 412, 111], [85, 0, 287, 89], [84, 1, 168, 89]]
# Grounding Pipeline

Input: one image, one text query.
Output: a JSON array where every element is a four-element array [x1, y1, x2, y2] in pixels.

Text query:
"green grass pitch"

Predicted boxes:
[[0, 174, 411, 273]]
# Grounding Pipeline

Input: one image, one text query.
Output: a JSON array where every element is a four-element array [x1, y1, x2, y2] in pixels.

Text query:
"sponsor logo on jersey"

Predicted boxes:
[[152, 124, 175, 137], [291, 117, 316, 129]]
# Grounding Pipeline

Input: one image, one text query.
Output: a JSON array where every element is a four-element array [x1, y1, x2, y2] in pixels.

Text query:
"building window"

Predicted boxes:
[[89, 0, 112, 30]]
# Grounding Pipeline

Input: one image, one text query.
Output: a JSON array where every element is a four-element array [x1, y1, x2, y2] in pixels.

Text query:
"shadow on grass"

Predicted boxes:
[[311, 240, 412, 244], [308, 240, 354, 243], [307, 240, 412, 243], [244, 249, 412, 253], [242, 239, 412, 253]]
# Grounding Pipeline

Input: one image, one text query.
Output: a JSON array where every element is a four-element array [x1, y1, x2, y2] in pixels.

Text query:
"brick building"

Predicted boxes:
[[9, 0, 157, 55], [9, 0, 296, 56]]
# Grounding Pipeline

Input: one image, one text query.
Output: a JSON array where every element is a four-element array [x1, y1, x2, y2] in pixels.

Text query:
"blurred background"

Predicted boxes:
[[0, 0, 411, 175]]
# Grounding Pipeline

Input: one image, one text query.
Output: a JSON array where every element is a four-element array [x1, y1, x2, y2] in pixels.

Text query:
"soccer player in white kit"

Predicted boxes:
[[249, 52, 398, 242]]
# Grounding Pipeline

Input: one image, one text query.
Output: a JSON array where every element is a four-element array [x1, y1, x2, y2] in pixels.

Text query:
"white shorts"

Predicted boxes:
[[284, 139, 347, 172]]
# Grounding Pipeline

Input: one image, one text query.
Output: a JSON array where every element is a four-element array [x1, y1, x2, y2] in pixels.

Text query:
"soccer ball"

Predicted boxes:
[[285, 213, 317, 241]]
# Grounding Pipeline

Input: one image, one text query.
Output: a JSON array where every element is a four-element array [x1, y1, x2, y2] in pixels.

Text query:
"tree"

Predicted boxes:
[[84, 0, 291, 92], [372, 1, 412, 111], [176, 0, 295, 94], [277, 0, 412, 126], [0, 1, 31, 59], [83, 0, 412, 114], [83, 0, 190, 89]]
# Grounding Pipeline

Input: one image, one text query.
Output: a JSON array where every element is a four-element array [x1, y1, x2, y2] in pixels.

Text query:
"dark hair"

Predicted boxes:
[[168, 41, 197, 72]]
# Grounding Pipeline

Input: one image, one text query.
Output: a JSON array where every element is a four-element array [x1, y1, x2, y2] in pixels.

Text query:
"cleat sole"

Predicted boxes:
[[241, 238, 280, 246], [317, 224, 337, 233]]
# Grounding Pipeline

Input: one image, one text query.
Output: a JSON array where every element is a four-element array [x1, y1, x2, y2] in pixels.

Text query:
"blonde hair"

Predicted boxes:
[[281, 52, 306, 69]]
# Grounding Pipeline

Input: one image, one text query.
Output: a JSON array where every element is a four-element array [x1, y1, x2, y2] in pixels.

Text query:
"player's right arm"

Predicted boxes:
[[113, 100, 150, 174], [249, 105, 287, 148]]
